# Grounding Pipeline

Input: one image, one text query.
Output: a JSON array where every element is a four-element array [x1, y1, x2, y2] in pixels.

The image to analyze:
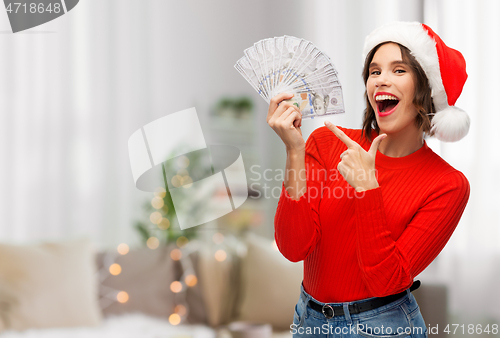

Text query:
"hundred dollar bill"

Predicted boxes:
[[234, 56, 269, 101], [278, 37, 308, 92], [279, 63, 339, 99], [235, 35, 346, 120], [263, 38, 277, 95], [273, 36, 285, 90], [254, 40, 273, 98], [278, 51, 332, 94], [277, 36, 301, 90], [244, 45, 270, 100], [284, 84, 344, 119]]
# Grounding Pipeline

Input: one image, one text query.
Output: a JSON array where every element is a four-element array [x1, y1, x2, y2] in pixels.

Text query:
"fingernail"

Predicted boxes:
[[325, 121, 331, 126]]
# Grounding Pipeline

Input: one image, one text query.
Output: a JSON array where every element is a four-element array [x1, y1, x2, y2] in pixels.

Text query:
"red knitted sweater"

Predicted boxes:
[[274, 126, 470, 303]]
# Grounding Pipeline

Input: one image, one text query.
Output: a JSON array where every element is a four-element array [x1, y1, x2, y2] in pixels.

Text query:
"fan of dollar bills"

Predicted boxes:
[[234, 35, 345, 119]]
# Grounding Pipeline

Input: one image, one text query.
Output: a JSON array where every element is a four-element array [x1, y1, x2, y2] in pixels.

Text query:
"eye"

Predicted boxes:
[[395, 69, 407, 74], [370, 70, 380, 75]]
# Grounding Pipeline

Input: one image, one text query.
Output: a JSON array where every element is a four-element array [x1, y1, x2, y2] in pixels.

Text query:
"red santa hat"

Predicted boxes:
[[362, 22, 470, 142]]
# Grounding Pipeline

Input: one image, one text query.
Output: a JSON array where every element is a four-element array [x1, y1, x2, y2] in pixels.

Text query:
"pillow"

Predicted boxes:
[[235, 232, 303, 331], [0, 238, 102, 331], [97, 242, 207, 325], [196, 236, 243, 327]]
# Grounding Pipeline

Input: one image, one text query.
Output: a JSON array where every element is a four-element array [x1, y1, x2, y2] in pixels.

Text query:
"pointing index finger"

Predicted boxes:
[[324, 121, 358, 148]]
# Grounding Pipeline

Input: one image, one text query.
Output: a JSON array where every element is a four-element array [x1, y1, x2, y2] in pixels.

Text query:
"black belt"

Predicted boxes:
[[308, 280, 421, 319]]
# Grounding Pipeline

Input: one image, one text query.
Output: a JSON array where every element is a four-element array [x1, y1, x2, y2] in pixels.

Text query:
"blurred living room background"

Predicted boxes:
[[0, 0, 498, 336]]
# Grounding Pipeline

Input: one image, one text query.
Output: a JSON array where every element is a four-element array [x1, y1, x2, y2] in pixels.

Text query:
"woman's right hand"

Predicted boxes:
[[266, 93, 305, 152]]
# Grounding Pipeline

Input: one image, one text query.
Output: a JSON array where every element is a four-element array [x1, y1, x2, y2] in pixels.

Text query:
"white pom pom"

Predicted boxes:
[[430, 106, 470, 142]]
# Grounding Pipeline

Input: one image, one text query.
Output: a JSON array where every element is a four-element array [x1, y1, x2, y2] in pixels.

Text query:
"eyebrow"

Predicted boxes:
[[369, 60, 407, 68]]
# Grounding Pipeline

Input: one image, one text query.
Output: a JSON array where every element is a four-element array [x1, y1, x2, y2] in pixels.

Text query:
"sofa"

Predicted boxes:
[[0, 234, 447, 337]]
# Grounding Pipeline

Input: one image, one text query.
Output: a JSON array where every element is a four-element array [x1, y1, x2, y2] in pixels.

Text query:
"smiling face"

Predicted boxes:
[[366, 42, 420, 136]]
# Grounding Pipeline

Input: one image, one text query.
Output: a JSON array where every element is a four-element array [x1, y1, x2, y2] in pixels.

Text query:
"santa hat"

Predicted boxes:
[[362, 22, 470, 142]]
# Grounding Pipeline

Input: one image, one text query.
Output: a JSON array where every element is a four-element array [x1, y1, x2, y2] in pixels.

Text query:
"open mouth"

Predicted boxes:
[[375, 94, 399, 115]]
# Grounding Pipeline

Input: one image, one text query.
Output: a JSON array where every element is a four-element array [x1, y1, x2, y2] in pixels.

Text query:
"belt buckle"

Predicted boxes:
[[321, 304, 334, 319]]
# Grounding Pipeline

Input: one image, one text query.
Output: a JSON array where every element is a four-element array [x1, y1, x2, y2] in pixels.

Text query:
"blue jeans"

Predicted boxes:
[[292, 283, 428, 338]]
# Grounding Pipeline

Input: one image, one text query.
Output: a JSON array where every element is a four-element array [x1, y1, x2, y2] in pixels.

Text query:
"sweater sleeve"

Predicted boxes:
[[354, 170, 470, 296], [274, 131, 327, 263]]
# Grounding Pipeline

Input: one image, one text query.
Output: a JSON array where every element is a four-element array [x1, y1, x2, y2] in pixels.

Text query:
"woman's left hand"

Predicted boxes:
[[324, 121, 387, 192]]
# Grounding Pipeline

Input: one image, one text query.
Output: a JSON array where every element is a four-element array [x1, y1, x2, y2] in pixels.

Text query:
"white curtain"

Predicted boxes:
[[0, 1, 160, 249], [0, 0, 321, 247], [420, 0, 500, 323]]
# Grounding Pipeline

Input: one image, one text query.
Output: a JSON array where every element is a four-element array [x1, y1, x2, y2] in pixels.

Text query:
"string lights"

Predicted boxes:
[[98, 151, 240, 325], [98, 229, 216, 325]]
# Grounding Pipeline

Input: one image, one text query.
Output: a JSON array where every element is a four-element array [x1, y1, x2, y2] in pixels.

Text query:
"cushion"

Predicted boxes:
[[0, 238, 102, 331], [235, 233, 303, 331], [196, 236, 243, 327], [97, 242, 207, 325]]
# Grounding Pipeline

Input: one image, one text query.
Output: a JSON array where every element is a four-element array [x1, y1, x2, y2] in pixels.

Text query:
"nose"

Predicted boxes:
[[375, 72, 391, 87]]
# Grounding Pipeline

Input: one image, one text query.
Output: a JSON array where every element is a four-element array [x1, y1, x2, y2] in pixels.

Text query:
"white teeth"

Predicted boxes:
[[375, 94, 398, 101]]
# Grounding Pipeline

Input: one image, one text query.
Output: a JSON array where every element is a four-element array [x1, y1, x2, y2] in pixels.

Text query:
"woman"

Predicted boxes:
[[268, 22, 470, 337]]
